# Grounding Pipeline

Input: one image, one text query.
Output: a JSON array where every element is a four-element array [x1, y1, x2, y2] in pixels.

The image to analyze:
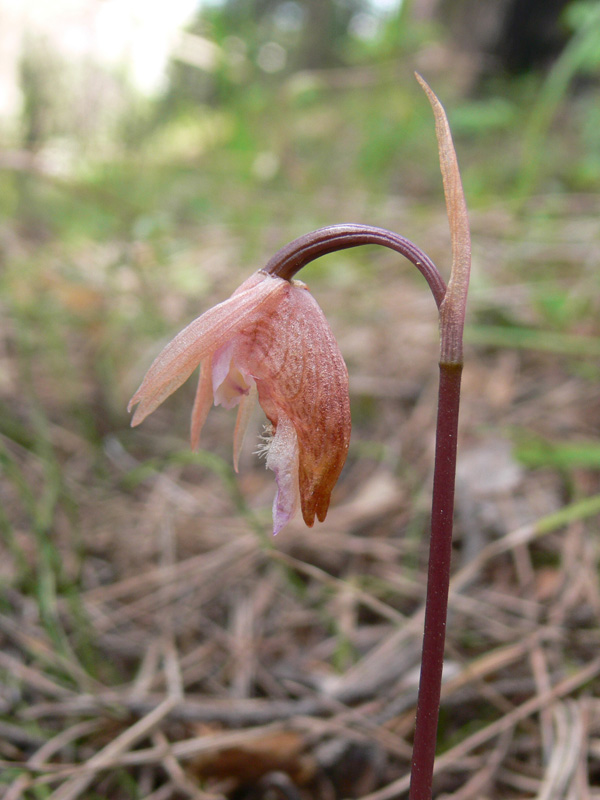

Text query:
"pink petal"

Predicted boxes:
[[210, 341, 258, 471], [233, 384, 258, 472], [265, 413, 300, 535], [212, 341, 254, 410], [237, 280, 351, 527], [128, 272, 286, 426], [190, 360, 213, 451]]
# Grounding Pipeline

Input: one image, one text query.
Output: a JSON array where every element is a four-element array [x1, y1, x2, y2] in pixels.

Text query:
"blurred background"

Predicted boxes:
[[2, 1, 600, 798]]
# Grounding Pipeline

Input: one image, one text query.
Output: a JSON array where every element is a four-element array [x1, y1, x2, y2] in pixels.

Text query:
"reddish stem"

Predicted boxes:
[[262, 224, 446, 309], [264, 224, 463, 800], [409, 361, 462, 800]]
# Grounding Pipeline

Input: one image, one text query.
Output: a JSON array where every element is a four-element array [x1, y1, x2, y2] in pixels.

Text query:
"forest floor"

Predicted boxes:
[[2, 68, 600, 799]]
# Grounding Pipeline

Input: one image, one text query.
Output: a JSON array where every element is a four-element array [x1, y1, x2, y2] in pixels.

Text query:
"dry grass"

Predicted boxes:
[[2, 193, 600, 799]]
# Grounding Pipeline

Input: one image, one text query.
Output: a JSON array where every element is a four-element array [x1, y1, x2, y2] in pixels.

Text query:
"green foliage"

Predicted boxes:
[[563, 0, 600, 71], [514, 434, 600, 471], [516, 0, 600, 198], [466, 325, 600, 357], [448, 97, 517, 137]]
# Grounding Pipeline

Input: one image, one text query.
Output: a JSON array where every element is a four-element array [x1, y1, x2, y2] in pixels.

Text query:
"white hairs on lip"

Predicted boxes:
[[254, 422, 275, 462]]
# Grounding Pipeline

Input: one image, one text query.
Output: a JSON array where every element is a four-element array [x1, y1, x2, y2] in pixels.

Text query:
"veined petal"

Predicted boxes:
[[212, 341, 255, 410], [190, 360, 213, 451], [210, 340, 258, 471], [239, 280, 351, 527], [128, 272, 287, 426], [265, 413, 300, 535], [233, 383, 258, 472]]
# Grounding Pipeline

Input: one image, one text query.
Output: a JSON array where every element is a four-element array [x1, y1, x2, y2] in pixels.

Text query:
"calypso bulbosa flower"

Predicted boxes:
[[128, 270, 351, 534]]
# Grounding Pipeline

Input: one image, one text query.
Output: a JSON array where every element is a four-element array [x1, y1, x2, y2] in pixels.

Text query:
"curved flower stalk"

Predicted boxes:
[[128, 271, 351, 534]]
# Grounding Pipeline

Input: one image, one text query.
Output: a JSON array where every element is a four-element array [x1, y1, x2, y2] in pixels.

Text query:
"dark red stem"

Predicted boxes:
[[262, 224, 446, 309], [409, 361, 462, 800], [264, 224, 462, 799]]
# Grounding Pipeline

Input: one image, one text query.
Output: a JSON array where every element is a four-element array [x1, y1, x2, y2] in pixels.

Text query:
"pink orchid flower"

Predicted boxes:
[[128, 271, 351, 534]]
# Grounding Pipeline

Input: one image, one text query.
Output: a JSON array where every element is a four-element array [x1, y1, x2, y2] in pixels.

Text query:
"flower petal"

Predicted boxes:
[[238, 280, 351, 527], [265, 413, 300, 535], [190, 360, 213, 451], [128, 272, 286, 426], [233, 383, 258, 472], [212, 341, 255, 410]]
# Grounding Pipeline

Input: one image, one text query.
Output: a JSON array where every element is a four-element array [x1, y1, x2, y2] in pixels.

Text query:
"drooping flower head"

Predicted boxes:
[[128, 271, 351, 534]]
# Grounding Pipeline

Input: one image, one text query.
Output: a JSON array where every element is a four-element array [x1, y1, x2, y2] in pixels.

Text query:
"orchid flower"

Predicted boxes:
[[128, 270, 351, 534]]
